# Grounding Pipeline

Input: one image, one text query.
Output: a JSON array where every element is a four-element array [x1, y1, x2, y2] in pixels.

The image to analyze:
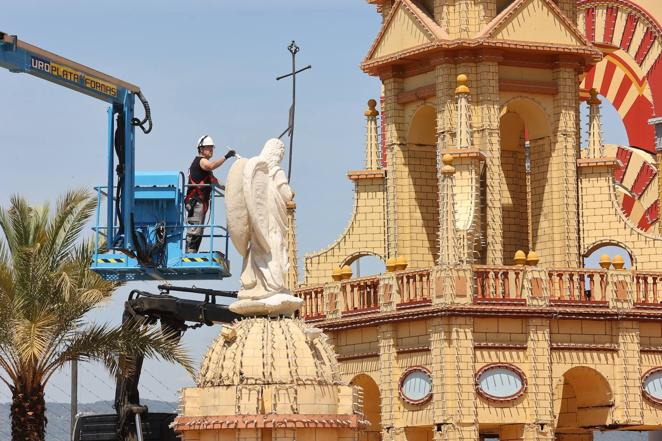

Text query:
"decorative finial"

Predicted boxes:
[[455, 74, 470, 94], [365, 99, 379, 117], [599, 254, 611, 269], [395, 256, 408, 271], [526, 251, 539, 266], [588, 88, 601, 105], [514, 250, 526, 266], [441, 153, 456, 174]]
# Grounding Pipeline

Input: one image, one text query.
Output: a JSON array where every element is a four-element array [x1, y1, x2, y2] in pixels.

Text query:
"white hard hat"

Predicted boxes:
[[197, 135, 215, 148]]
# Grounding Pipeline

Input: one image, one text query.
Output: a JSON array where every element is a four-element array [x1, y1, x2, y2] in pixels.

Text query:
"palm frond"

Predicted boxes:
[[44, 323, 194, 381]]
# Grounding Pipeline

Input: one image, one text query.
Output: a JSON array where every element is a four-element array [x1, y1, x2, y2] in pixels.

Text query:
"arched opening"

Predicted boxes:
[[555, 367, 613, 438], [351, 374, 382, 441], [584, 243, 633, 270], [499, 98, 552, 264], [342, 252, 385, 278], [405, 105, 439, 267]]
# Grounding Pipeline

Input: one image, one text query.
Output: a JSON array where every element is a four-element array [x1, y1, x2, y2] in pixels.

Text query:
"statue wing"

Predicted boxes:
[[225, 158, 250, 257], [243, 157, 271, 252]]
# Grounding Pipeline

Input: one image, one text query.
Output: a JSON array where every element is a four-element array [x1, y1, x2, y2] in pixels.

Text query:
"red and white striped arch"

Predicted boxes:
[[578, 0, 662, 153], [610, 144, 659, 231]]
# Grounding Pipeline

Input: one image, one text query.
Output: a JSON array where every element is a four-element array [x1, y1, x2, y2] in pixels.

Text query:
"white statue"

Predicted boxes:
[[225, 138, 303, 316]]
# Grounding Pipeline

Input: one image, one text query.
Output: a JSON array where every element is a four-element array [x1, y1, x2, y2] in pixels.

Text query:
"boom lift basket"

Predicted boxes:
[[92, 171, 231, 281]]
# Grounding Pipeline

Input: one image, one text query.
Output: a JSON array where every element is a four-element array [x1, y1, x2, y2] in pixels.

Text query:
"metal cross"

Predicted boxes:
[[276, 40, 311, 182]]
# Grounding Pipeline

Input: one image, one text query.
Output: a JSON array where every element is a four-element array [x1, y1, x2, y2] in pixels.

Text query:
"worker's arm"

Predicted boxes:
[[200, 150, 236, 171]]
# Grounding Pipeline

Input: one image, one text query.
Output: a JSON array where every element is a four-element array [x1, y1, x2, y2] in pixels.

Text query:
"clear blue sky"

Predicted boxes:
[[0, 0, 382, 409], [0, 0, 632, 434]]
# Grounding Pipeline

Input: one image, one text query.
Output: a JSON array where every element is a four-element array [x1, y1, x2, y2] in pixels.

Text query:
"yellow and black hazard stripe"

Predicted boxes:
[[182, 257, 225, 265], [97, 258, 125, 264], [182, 257, 210, 263]]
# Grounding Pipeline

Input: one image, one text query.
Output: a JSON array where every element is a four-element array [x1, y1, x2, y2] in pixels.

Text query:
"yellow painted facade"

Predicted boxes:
[[296, 0, 662, 440]]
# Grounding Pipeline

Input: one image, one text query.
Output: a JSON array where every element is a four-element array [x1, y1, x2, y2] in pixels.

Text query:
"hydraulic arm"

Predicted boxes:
[[0, 31, 151, 254], [114, 286, 239, 440]]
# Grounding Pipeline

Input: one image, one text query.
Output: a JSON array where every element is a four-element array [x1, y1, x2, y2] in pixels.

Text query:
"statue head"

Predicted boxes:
[[260, 138, 286, 168]]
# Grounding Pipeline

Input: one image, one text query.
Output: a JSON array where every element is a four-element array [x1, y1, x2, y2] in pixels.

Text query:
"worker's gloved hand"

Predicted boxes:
[[224, 149, 236, 159]]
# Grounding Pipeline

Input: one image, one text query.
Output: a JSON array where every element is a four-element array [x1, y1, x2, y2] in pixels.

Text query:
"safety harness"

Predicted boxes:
[[185, 163, 218, 212]]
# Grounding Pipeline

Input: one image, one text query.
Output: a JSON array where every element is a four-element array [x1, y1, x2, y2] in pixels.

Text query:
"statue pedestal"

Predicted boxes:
[[229, 293, 303, 316]]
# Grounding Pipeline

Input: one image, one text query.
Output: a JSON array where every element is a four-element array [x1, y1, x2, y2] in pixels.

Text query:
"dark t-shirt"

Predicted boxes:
[[188, 156, 215, 201]]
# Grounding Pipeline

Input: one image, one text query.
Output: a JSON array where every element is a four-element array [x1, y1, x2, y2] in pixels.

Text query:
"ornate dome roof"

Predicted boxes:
[[197, 317, 340, 387]]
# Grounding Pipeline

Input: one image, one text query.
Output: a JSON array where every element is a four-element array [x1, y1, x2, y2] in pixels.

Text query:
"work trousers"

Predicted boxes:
[[185, 200, 207, 253]]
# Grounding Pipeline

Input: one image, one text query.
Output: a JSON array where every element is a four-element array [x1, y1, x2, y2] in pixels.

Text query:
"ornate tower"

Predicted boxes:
[[363, 0, 601, 268]]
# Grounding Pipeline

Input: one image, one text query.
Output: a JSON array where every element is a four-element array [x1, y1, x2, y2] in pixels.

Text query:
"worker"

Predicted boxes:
[[185, 135, 236, 253]]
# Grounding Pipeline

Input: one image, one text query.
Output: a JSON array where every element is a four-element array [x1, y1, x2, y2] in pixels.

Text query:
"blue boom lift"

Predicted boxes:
[[1, 31, 240, 440], [0, 31, 231, 282]]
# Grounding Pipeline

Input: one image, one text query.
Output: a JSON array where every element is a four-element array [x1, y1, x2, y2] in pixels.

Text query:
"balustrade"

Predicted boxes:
[[296, 286, 326, 320], [341, 276, 380, 314], [396, 269, 432, 306], [547, 269, 607, 304], [293, 266, 662, 320], [473, 266, 525, 302], [635, 272, 662, 306]]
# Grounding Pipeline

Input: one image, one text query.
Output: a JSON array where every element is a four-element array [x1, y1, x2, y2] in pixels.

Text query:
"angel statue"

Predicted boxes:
[[225, 138, 303, 316]]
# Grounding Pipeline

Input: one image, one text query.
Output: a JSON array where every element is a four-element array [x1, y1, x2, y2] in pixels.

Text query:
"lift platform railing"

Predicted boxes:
[[180, 180, 230, 260], [91, 171, 231, 280], [93, 184, 228, 257]]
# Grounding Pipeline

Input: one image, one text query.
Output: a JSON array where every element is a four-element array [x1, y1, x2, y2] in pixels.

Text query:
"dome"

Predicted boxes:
[[197, 317, 340, 387]]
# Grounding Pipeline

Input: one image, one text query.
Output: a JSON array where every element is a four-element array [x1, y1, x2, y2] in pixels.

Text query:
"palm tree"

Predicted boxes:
[[0, 190, 193, 441]]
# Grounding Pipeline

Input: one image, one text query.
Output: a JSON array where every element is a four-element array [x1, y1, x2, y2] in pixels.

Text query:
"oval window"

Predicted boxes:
[[475, 364, 526, 402], [399, 367, 433, 405], [642, 368, 662, 405]]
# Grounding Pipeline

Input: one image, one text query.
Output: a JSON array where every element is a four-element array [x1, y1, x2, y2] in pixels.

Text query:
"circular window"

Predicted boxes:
[[399, 367, 433, 405], [475, 364, 527, 402], [642, 367, 662, 405]]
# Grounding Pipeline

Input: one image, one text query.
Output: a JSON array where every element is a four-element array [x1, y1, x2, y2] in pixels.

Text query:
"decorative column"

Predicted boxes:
[[382, 72, 406, 259], [525, 139, 533, 251], [586, 89, 604, 159], [430, 318, 447, 433], [286, 201, 298, 291], [439, 154, 459, 266], [365, 99, 381, 169], [475, 59, 503, 265], [526, 319, 554, 440], [455, 75, 471, 149], [378, 324, 404, 441], [550, 63, 580, 268], [613, 320, 643, 425], [438, 317, 478, 441]]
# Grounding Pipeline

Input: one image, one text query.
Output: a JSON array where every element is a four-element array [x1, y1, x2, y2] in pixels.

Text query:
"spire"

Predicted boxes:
[[438, 154, 459, 266], [455, 74, 472, 149], [365, 99, 381, 169], [286, 200, 299, 290], [587, 88, 604, 158]]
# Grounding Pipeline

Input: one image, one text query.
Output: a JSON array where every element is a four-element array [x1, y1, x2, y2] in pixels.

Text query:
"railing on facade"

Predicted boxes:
[[342, 276, 380, 315], [294, 266, 662, 320], [546, 269, 608, 305], [296, 286, 326, 320], [473, 266, 526, 303], [634, 272, 662, 306], [396, 269, 432, 307]]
